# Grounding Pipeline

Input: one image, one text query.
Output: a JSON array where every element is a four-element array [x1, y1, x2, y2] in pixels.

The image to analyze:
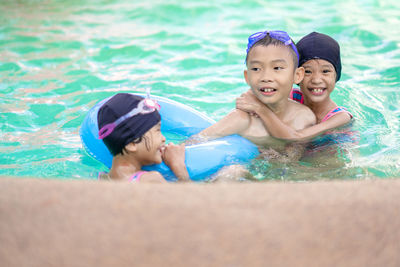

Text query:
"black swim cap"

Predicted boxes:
[[297, 32, 342, 81], [97, 93, 161, 156]]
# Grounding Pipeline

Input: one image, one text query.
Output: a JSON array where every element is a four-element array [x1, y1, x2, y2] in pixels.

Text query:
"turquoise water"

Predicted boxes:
[[1, 0, 399, 180]]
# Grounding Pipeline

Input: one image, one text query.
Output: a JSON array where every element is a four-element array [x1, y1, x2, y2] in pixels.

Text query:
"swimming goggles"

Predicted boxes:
[[98, 98, 160, 139], [246, 30, 299, 65]]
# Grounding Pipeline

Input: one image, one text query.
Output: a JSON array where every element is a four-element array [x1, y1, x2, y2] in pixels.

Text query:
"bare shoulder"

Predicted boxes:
[[199, 109, 251, 138], [140, 171, 167, 183], [287, 100, 316, 130], [228, 109, 253, 131], [229, 108, 252, 121]]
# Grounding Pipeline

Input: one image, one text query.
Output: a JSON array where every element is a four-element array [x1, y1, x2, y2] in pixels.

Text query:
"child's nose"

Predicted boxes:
[[260, 69, 273, 82], [311, 72, 323, 83]]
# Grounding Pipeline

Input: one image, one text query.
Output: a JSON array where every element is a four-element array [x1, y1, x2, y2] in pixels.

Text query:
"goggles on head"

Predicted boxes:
[[98, 98, 160, 140], [246, 30, 299, 66]]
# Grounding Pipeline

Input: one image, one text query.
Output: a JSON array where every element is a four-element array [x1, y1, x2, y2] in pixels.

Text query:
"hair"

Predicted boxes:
[[245, 34, 298, 69], [121, 136, 142, 156], [121, 135, 152, 155]]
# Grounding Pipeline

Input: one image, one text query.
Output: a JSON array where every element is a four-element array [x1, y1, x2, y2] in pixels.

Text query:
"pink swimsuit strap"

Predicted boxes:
[[129, 171, 147, 182], [321, 106, 353, 122], [289, 88, 354, 123], [97, 171, 147, 182]]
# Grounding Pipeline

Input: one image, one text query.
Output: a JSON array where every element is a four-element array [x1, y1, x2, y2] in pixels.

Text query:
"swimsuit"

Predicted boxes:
[[290, 88, 353, 122], [98, 171, 147, 181], [289, 88, 358, 156], [129, 171, 146, 182]]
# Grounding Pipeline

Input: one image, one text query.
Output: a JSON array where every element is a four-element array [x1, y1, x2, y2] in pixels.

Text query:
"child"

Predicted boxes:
[[196, 30, 316, 162], [97, 93, 189, 182], [236, 32, 353, 141]]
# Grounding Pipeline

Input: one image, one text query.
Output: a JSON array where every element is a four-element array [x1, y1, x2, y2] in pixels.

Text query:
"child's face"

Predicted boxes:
[[137, 122, 166, 165], [244, 45, 303, 106], [299, 59, 336, 103]]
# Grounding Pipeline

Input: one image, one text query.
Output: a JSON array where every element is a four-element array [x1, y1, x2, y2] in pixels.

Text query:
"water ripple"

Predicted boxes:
[[1, 0, 399, 179]]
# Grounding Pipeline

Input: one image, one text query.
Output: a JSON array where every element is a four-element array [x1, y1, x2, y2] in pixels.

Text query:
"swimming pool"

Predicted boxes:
[[1, 0, 399, 180]]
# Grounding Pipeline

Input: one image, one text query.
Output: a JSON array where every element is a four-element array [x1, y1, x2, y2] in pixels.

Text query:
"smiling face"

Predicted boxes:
[[244, 45, 303, 106], [136, 122, 166, 165], [299, 59, 337, 103]]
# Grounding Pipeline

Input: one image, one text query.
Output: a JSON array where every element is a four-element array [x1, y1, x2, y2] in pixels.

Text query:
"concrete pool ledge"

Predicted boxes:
[[1, 177, 399, 266]]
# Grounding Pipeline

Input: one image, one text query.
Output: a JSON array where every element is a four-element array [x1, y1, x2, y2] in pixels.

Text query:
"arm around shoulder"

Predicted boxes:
[[292, 109, 352, 140], [257, 104, 316, 141]]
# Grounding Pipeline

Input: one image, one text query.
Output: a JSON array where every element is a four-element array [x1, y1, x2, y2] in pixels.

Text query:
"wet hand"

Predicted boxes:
[[161, 143, 189, 181], [162, 143, 185, 165], [236, 90, 262, 116]]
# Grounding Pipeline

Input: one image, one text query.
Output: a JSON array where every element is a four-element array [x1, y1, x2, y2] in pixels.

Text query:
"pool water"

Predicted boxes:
[[1, 0, 399, 180]]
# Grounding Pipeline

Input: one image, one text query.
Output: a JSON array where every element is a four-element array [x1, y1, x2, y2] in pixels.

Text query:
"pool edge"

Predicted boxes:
[[1, 177, 399, 266]]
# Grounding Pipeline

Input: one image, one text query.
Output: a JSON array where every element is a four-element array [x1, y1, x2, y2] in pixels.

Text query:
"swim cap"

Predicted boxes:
[[97, 93, 161, 156], [297, 32, 342, 81]]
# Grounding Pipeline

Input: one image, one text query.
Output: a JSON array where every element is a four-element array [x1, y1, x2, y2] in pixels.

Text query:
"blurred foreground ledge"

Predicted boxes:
[[1, 177, 399, 267]]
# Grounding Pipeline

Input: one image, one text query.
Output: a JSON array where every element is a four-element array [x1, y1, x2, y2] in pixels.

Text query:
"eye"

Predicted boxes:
[[251, 67, 260, 71], [323, 69, 332, 74], [304, 69, 312, 74], [274, 66, 284, 70]]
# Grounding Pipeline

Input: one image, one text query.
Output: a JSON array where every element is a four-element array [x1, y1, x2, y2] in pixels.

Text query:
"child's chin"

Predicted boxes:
[[154, 158, 163, 164], [147, 158, 162, 165]]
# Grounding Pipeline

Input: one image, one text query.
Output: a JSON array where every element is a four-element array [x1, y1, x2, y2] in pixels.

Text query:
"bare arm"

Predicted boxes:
[[162, 143, 190, 181], [195, 109, 251, 141], [236, 90, 350, 141]]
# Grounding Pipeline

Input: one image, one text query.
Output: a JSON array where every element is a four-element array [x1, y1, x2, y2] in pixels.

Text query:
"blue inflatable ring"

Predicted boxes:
[[80, 94, 259, 181]]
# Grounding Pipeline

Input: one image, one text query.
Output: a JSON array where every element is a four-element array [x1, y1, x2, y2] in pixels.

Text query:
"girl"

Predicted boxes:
[[97, 93, 189, 182], [236, 32, 353, 141]]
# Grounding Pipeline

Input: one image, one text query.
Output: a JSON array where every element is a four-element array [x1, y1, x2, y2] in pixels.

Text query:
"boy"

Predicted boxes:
[[197, 30, 316, 162]]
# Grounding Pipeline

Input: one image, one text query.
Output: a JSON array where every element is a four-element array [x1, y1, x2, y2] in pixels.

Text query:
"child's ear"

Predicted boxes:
[[125, 142, 137, 153], [294, 66, 305, 84], [244, 70, 249, 85]]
